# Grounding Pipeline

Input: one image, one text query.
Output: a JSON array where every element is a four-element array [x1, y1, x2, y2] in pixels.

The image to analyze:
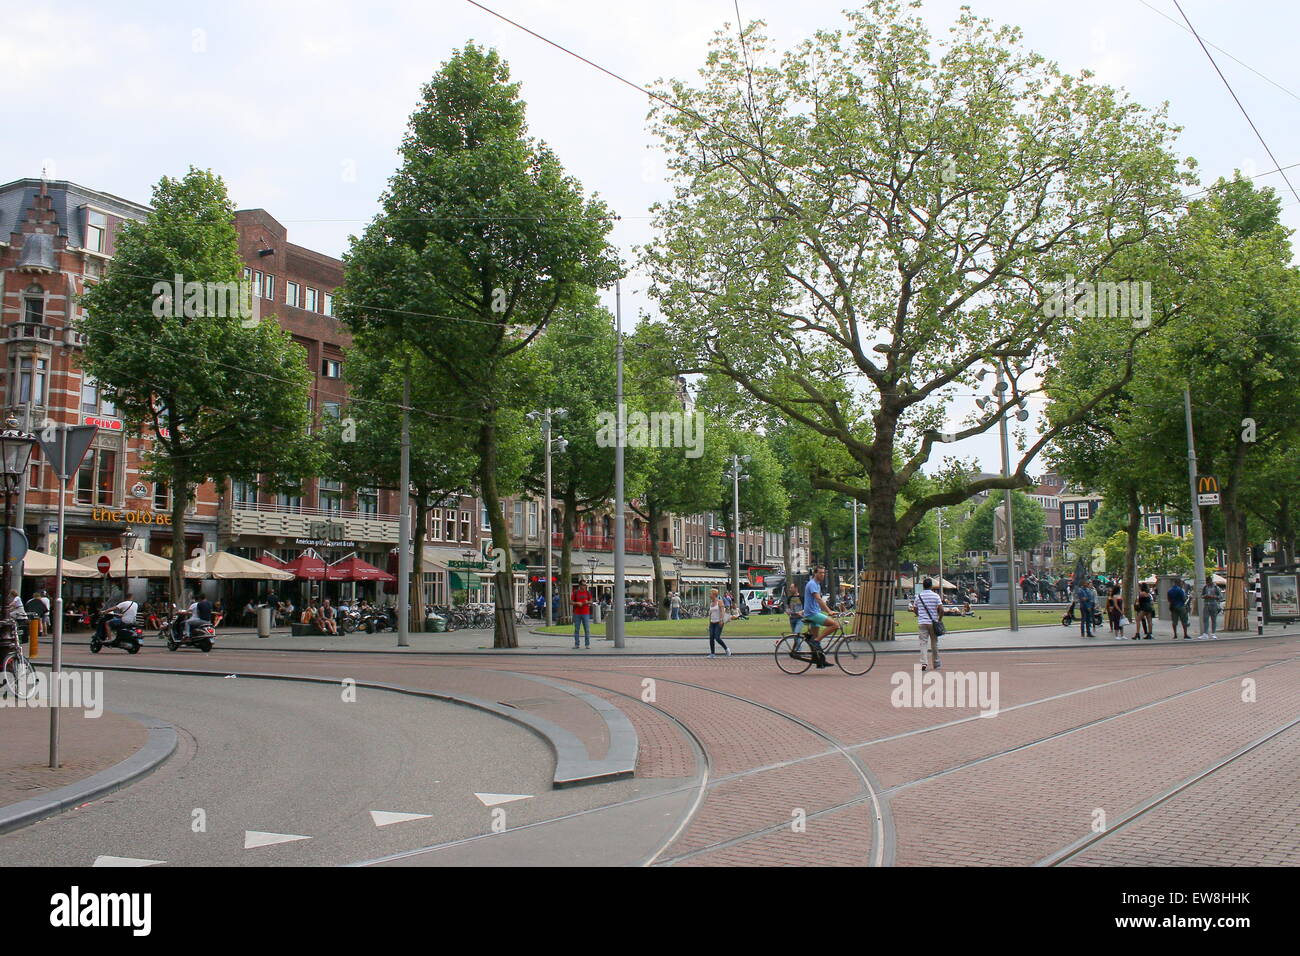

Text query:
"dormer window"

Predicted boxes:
[[86, 210, 108, 252]]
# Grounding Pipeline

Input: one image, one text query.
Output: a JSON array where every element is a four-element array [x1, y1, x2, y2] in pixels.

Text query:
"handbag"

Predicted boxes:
[[920, 594, 945, 636], [1118, 615, 1129, 627]]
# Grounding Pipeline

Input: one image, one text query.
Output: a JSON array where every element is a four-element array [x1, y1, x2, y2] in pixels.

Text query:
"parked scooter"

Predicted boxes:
[[90, 611, 144, 654], [162, 609, 216, 652], [362, 606, 397, 633]]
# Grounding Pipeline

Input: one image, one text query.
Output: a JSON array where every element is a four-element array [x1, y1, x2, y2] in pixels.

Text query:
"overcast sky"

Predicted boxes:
[[7, 0, 1299, 474]]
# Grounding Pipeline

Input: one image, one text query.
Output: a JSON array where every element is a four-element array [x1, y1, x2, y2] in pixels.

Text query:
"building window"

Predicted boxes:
[[154, 482, 171, 511], [1065, 525, 1077, 540], [321, 401, 341, 422], [11, 355, 49, 406], [358, 488, 377, 515], [460, 512, 470, 542], [253, 271, 263, 298], [264, 275, 275, 301], [76, 449, 116, 506], [305, 288, 319, 312], [321, 359, 342, 379], [324, 293, 334, 316], [286, 281, 299, 308], [512, 501, 524, 538], [445, 509, 456, 541], [80, 375, 115, 417], [231, 480, 256, 506], [527, 501, 538, 538], [23, 285, 44, 324], [1078, 503, 1089, 520], [1063, 504, 1075, 520], [243, 267, 252, 283], [319, 478, 344, 514], [429, 509, 442, 539], [86, 210, 108, 252], [481, 504, 491, 530], [275, 491, 303, 511]]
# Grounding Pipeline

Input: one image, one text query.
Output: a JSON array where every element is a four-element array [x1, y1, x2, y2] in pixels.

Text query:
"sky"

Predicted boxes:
[[6, 0, 1299, 475]]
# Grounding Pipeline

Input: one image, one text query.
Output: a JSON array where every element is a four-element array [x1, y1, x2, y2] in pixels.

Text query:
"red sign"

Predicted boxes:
[[84, 416, 122, 431], [96, 555, 111, 574]]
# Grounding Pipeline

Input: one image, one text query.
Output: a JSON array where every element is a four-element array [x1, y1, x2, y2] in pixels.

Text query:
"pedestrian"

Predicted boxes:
[[1166, 578, 1190, 639], [706, 587, 731, 658], [1135, 582, 1154, 639], [912, 577, 944, 671], [1107, 585, 1127, 640], [571, 578, 593, 649], [1199, 575, 1223, 640], [669, 589, 681, 621], [1075, 577, 1097, 638]]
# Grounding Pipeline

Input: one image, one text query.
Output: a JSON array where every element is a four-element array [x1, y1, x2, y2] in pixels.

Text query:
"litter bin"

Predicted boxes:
[[592, 601, 602, 624], [426, 616, 444, 632], [257, 605, 272, 639]]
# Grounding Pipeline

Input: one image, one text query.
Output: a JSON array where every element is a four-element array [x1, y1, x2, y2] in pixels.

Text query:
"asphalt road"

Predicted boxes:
[[0, 670, 679, 866]]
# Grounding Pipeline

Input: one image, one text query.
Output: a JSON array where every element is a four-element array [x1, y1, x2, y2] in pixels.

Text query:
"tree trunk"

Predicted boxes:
[[409, 496, 429, 632], [783, 523, 794, 585], [1123, 486, 1141, 619], [559, 488, 576, 625], [649, 504, 666, 618], [862, 486, 900, 643], [1222, 493, 1248, 631], [168, 466, 190, 609], [477, 419, 517, 648]]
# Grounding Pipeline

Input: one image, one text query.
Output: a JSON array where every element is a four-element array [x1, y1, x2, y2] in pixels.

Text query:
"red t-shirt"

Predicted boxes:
[[572, 589, 592, 615]]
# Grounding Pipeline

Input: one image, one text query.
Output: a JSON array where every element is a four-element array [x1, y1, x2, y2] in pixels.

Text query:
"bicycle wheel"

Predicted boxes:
[[835, 634, 876, 675], [4, 653, 39, 700], [774, 636, 812, 674]]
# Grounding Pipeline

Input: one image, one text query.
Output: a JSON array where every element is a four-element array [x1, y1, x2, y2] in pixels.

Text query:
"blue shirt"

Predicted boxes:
[[804, 578, 822, 614], [1167, 585, 1186, 609]]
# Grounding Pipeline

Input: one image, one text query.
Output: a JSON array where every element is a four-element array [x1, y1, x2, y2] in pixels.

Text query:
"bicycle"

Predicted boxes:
[[774, 615, 875, 675], [1, 620, 39, 700]]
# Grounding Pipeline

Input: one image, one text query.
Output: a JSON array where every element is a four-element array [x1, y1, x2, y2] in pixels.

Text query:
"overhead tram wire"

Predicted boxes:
[[1171, 0, 1300, 208]]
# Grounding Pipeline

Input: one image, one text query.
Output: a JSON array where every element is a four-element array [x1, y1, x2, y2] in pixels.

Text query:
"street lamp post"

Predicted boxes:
[[1183, 388, 1208, 635], [527, 409, 567, 627], [843, 500, 862, 600], [0, 420, 36, 616], [673, 556, 684, 613], [976, 368, 1030, 631], [726, 455, 750, 611], [121, 527, 137, 603], [937, 510, 944, 602]]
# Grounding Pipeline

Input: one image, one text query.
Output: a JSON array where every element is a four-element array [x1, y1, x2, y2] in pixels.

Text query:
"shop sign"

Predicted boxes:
[[83, 416, 122, 431], [91, 506, 171, 525], [294, 537, 356, 548], [449, 560, 487, 569], [131, 482, 149, 499], [309, 520, 345, 540]]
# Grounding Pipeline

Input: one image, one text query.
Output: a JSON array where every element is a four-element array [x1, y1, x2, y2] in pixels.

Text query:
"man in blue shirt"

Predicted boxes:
[[800, 567, 837, 668], [1166, 579, 1190, 639]]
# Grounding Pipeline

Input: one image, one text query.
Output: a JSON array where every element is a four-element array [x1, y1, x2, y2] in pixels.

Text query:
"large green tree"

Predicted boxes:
[[640, 2, 1188, 637], [79, 168, 317, 602], [960, 491, 1046, 555], [340, 44, 620, 647]]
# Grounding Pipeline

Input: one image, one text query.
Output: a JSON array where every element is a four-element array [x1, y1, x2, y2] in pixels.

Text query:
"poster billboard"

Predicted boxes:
[[1263, 572, 1300, 621]]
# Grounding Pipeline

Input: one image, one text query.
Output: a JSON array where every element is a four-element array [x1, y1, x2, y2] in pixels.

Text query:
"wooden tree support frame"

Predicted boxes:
[[1224, 561, 1247, 632], [853, 567, 897, 643]]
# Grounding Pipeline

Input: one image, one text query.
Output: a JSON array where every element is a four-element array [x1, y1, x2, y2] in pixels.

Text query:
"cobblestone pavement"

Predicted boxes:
[[50, 633, 1300, 866]]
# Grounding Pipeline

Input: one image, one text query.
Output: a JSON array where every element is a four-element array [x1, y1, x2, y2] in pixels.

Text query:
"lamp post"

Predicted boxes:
[[725, 455, 750, 611], [121, 527, 136, 603], [0, 419, 36, 619], [937, 510, 944, 602], [976, 368, 1030, 631], [462, 549, 477, 607], [673, 555, 684, 613], [843, 500, 862, 599], [526, 409, 567, 626]]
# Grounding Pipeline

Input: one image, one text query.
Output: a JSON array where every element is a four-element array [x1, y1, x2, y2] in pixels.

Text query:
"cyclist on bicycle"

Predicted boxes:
[[800, 566, 838, 668]]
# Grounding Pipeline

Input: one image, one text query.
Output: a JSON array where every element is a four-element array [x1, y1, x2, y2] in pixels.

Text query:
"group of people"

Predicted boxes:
[[1070, 575, 1224, 640]]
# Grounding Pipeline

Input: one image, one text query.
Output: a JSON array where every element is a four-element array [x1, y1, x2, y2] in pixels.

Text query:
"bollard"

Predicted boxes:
[[29, 618, 39, 657], [257, 605, 272, 639]]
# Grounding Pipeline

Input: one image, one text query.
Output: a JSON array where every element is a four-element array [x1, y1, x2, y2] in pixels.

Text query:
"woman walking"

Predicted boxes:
[[1107, 585, 1126, 640], [706, 587, 731, 658], [1200, 575, 1223, 640], [1135, 582, 1155, 639]]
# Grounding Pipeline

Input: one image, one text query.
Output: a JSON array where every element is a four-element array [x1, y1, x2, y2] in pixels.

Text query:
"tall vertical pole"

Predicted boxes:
[[937, 510, 944, 601], [852, 502, 860, 597], [999, 370, 1019, 632], [49, 428, 67, 768], [1184, 388, 1208, 636], [612, 282, 626, 648], [397, 364, 411, 647], [731, 456, 741, 611], [15, 402, 31, 584], [544, 409, 553, 628]]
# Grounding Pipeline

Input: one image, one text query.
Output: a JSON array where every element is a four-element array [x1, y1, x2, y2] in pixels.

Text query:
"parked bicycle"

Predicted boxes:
[[1, 621, 39, 700], [774, 614, 876, 675]]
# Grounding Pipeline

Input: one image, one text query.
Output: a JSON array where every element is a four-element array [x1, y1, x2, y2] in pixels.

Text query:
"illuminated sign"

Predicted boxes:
[[91, 506, 172, 525], [83, 416, 122, 431]]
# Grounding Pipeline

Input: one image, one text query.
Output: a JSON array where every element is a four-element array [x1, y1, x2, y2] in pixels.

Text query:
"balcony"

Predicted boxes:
[[223, 503, 398, 544], [552, 532, 673, 556]]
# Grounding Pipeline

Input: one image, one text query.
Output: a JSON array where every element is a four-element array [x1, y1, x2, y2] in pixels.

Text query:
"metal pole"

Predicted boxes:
[[999, 370, 1019, 631], [853, 502, 860, 596], [49, 429, 67, 768], [1184, 388, 1208, 636], [937, 510, 944, 601], [731, 456, 740, 612], [612, 282, 625, 648], [15, 402, 31, 584], [1255, 568, 1263, 635], [397, 366, 411, 647], [544, 409, 553, 628]]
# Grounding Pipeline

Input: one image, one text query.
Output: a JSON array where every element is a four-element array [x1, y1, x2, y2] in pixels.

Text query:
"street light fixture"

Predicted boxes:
[[843, 500, 863, 600], [0, 418, 36, 620], [724, 455, 750, 611], [462, 549, 477, 607], [121, 527, 137, 603], [673, 555, 684, 611]]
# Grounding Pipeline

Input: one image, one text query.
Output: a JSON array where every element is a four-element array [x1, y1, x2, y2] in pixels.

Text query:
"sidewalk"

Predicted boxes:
[[53, 619, 1299, 655]]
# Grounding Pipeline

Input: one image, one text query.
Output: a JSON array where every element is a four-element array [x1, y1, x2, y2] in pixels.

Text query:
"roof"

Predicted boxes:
[[0, 178, 150, 248]]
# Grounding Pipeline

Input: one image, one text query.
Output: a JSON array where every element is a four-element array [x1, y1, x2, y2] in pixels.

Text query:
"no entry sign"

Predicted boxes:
[[97, 554, 111, 575]]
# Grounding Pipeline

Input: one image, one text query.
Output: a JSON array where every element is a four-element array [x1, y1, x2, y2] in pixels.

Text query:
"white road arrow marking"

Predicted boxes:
[[474, 792, 533, 807], [244, 830, 311, 849], [93, 855, 164, 867], [369, 810, 432, 827]]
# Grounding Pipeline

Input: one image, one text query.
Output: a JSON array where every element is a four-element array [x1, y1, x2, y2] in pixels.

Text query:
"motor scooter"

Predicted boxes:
[[90, 611, 143, 654], [162, 609, 216, 652]]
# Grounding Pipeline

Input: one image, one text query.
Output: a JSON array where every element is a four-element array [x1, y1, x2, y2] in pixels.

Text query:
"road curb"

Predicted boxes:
[[0, 709, 178, 836], [60, 663, 636, 789]]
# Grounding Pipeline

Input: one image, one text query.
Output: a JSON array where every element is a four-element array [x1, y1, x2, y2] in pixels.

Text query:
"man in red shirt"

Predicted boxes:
[[572, 579, 593, 649]]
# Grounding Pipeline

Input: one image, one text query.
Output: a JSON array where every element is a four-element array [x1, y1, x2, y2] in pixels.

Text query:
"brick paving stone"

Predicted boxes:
[[0, 705, 147, 808]]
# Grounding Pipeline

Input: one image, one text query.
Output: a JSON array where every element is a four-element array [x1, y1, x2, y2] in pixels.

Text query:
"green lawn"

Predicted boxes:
[[537, 607, 1062, 637]]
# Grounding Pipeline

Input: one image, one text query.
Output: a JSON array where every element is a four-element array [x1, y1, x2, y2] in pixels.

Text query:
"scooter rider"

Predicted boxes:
[[98, 596, 139, 642], [181, 591, 212, 640]]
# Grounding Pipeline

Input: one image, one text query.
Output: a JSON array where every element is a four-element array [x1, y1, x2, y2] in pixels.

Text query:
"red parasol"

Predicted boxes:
[[327, 555, 394, 583], [283, 549, 327, 580]]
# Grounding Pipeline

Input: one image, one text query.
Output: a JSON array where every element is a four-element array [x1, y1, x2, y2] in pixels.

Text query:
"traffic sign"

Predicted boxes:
[[2, 527, 28, 564], [97, 554, 111, 575], [37, 424, 98, 480], [1198, 493, 1220, 506]]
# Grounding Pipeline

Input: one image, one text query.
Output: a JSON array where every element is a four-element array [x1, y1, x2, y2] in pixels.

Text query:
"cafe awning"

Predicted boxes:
[[327, 554, 394, 583], [22, 549, 99, 578], [449, 571, 484, 589], [283, 549, 327, 580], [185, 550, 296, 580], [71, 547, 204, 578]]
